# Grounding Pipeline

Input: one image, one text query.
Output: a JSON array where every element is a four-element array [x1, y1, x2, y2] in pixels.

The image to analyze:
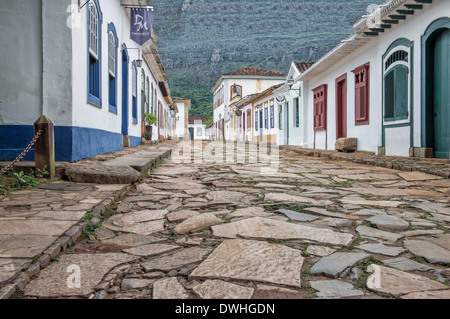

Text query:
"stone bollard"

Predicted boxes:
[[34, 115, 55, 179]]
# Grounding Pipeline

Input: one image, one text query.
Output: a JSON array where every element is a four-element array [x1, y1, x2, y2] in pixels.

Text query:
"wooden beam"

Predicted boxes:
[[389, 14, 406, 20], [382, 19, 399, 24], [396, 9, 414, 15], [405, 4, 423, 9], [413, 0, 432, 4]]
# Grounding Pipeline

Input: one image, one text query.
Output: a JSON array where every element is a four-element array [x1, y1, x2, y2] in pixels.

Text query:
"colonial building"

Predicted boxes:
[[273, 62, 314, 146], [173, 97, 191, 140], [211, 67, 286, 141], [188, 116, 209, 141], [0, 0, 174, 162], [250, 84, 284, 144], [297, 0, 449, 158]]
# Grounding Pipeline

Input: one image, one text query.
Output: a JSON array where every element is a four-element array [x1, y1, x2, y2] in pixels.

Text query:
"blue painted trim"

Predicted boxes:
[[381, 38, 414, 148], [108, 23, 118, 114], [0, 125, 123, 163], [255, 111, 258, 131], [129, 135, 142, 148], [421, 17, 450, 148], [87, 0, 102, 107], [0, 125, 35, 161], [264, 107, 268, 129], [121, 43, 129, 136], [132, 61, 138, 124], [270, 105, 275, 129]]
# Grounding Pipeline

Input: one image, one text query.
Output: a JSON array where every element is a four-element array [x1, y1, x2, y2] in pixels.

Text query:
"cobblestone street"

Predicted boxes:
[[14, 142, 450, 299]]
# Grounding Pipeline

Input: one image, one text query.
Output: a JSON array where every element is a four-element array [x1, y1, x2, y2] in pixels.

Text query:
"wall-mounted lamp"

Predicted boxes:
[[128, 48, 143, 68]]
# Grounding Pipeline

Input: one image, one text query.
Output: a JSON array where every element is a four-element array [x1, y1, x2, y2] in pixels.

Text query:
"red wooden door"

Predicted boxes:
[[336, 74, 347, 138]]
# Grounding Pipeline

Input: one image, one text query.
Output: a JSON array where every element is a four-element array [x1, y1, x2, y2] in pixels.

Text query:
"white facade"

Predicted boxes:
[[211, 68, 286, 141], [189, 123, 207, 140], [174, 98, 191, 139], [274, 62, 309, 146], [298, 0, 450, 158], [0, 0, 173, 162]]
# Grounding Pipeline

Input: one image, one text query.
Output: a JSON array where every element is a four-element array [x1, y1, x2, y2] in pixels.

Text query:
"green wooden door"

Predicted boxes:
[[434, 29, 450, 158]]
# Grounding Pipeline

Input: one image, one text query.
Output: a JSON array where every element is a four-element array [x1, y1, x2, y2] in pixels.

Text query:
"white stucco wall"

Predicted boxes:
[[0, 0, 44, 125], [213, 77, 285, 141], [302, 0, 449, 156], [71, 0, 143, 139]]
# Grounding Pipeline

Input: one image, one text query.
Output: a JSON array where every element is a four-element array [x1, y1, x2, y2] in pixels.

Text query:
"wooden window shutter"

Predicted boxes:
[[313, 84, 327, 131], [352, 63, 370, 125]]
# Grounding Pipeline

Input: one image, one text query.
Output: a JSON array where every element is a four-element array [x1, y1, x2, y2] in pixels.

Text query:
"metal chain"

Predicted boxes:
[[0, 129, 43, 174]]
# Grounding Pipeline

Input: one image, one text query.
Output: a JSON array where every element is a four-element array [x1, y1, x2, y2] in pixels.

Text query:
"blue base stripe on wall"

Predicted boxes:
[[0, 125, 124, 163], [0, 125, 35, 161], [129, 135, 142, 148]]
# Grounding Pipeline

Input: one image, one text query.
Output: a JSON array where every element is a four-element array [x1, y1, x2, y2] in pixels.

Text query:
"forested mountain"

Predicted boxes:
[[150, 0, 385, 118]]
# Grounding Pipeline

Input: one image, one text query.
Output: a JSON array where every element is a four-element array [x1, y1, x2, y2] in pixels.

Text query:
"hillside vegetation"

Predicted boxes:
[[150, 0, 385, 118]]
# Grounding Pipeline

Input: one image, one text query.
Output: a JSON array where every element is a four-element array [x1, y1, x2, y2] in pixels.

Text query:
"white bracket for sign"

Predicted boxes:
[[121, 5, 155, 11]]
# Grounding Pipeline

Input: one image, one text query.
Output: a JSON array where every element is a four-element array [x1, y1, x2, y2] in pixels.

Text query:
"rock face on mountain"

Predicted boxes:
[[150, 0, 384, 116]]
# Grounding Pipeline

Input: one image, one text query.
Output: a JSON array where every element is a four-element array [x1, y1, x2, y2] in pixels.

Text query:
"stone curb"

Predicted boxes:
[[281, 146, 450, 179], [0, 144, 175, 299]]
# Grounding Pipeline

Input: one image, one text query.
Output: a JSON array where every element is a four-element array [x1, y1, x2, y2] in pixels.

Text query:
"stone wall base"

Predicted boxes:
[[409, 147, 434, 158]]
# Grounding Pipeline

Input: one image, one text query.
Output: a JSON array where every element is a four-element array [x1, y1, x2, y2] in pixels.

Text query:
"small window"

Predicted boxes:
[[279, 105, 282, 130], [352, 63, 370, 125], [264, 107, 268, 129], [145, 77, 149, 114], [132, 66, 137, 98], [107, 24, 117, 113], [270, 105, 275, 129], [230, 84, 242, 100], [197, 127, 203, 137], [313, 84, 327, 131], [132, 62, 138, 123], [87, 0, 102, 106], [384, 65, 408, 121], [108, 31, 115, 77], [89, 3, 99, 60]]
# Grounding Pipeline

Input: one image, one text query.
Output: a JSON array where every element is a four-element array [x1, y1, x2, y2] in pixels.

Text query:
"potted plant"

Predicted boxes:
[[144, 113, 157, 140]]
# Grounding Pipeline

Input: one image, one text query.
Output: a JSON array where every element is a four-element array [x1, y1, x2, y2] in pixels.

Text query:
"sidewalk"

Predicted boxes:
[[281, 146, 450, 179], [0, 140, 178, 298]]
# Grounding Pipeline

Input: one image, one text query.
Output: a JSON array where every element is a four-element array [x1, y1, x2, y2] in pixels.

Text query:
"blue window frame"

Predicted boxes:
[[294, 97, 300, 127], [270, 105, 275, 128], [87, 0, 102, 107], [255, 111, 258, 131], [264, 107, 268, 129], [108, 23, 118, 114], [132, 61, 138, 123]]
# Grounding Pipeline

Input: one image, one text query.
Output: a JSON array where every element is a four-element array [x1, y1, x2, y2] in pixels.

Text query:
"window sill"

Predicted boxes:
[[87, 96, 102, 108], [109, 106, 117, 115], [384, 117, 410, 127]]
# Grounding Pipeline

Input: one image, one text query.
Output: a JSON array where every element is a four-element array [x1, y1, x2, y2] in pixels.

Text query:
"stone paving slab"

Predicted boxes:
[[310, 252, 370, 278], [404, 240, 450, 264], [212, 217, 354, 246], [24, 253, 138, 297], [192, 280, 254, 299], [366, 265, 447, 296], [142, 247, 212, 272], [310, 280, 364, 298], [0, 235, 57, 258], [190, 239, 304, 288]]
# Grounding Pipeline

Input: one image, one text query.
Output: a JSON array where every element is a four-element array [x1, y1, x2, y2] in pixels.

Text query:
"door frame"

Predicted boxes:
[[259, 109, 263, 142], [335, 74, 347, 139], [285, 102, 290, 145], [121, 44, 129, 137], [421, 18, 450, 158]]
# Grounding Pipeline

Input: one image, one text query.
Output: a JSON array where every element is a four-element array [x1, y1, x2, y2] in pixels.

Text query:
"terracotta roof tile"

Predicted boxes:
[[294, 62, 315, 74], [189, 116, 209, 124], [223, 66, 287, 77]]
